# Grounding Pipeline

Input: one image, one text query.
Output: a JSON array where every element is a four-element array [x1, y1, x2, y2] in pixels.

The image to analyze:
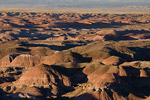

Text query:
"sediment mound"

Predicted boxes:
[[43, 51, 84, 65], [15, 64, 70, 87], [10, 54, 42, 68], [83, 63, 118, 88], [102, 56, 124, 65], [0, 54, 17, 67]]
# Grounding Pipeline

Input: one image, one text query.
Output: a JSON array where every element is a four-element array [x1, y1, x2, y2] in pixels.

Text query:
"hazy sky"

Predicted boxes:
[[0, 0, 150, 9]]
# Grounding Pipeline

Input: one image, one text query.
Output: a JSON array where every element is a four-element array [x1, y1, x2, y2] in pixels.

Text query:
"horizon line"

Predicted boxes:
[[0, 8, 150, 14]]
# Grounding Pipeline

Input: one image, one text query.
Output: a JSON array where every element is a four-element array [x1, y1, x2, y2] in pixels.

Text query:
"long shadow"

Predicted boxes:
[[10, 29, 52, 40], [20, 42, 86, 51], [6, 12, 20, 17], [110, 76, 150, 98], [16, 47, 31, 52], [0, 88, 8, 100], [105, 47, 133, 62], [108, 67, 150, 99], [71, 93, 98, 100], [1, 29, 12, 33], [107, 47, 150, 62], [128, 47, 150, 61], [71, 52, 92, 63], [104, 35, 137, 41], [8, 22, 36, 29], [105, 30, 150, 41], [55, 22, 129, 29], [7, 18, 42, 29], [51, 65, 88, 86], [116, 30, 150, 35], [38, 65, 88, 99], [47, 69, 74, 97], [0, 77, 15, 84]]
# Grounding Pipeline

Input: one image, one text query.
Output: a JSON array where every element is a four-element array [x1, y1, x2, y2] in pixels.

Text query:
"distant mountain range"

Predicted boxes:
[[0, 0, 150, 10]]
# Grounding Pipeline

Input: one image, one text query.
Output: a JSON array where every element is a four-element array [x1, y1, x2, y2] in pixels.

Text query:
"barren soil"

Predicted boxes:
[[0, 11, 150, 100]]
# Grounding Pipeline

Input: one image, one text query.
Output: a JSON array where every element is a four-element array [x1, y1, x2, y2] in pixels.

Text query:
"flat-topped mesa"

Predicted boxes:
[[9, 54, 42, 68], [15, 64, 70, 87]]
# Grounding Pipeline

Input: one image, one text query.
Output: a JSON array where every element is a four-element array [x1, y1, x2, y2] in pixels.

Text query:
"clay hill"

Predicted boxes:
[[1, 11, 150, 100]]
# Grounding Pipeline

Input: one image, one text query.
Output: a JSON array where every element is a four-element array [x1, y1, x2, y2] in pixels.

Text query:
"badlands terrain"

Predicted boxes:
[[0, 11, 150, 100]]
